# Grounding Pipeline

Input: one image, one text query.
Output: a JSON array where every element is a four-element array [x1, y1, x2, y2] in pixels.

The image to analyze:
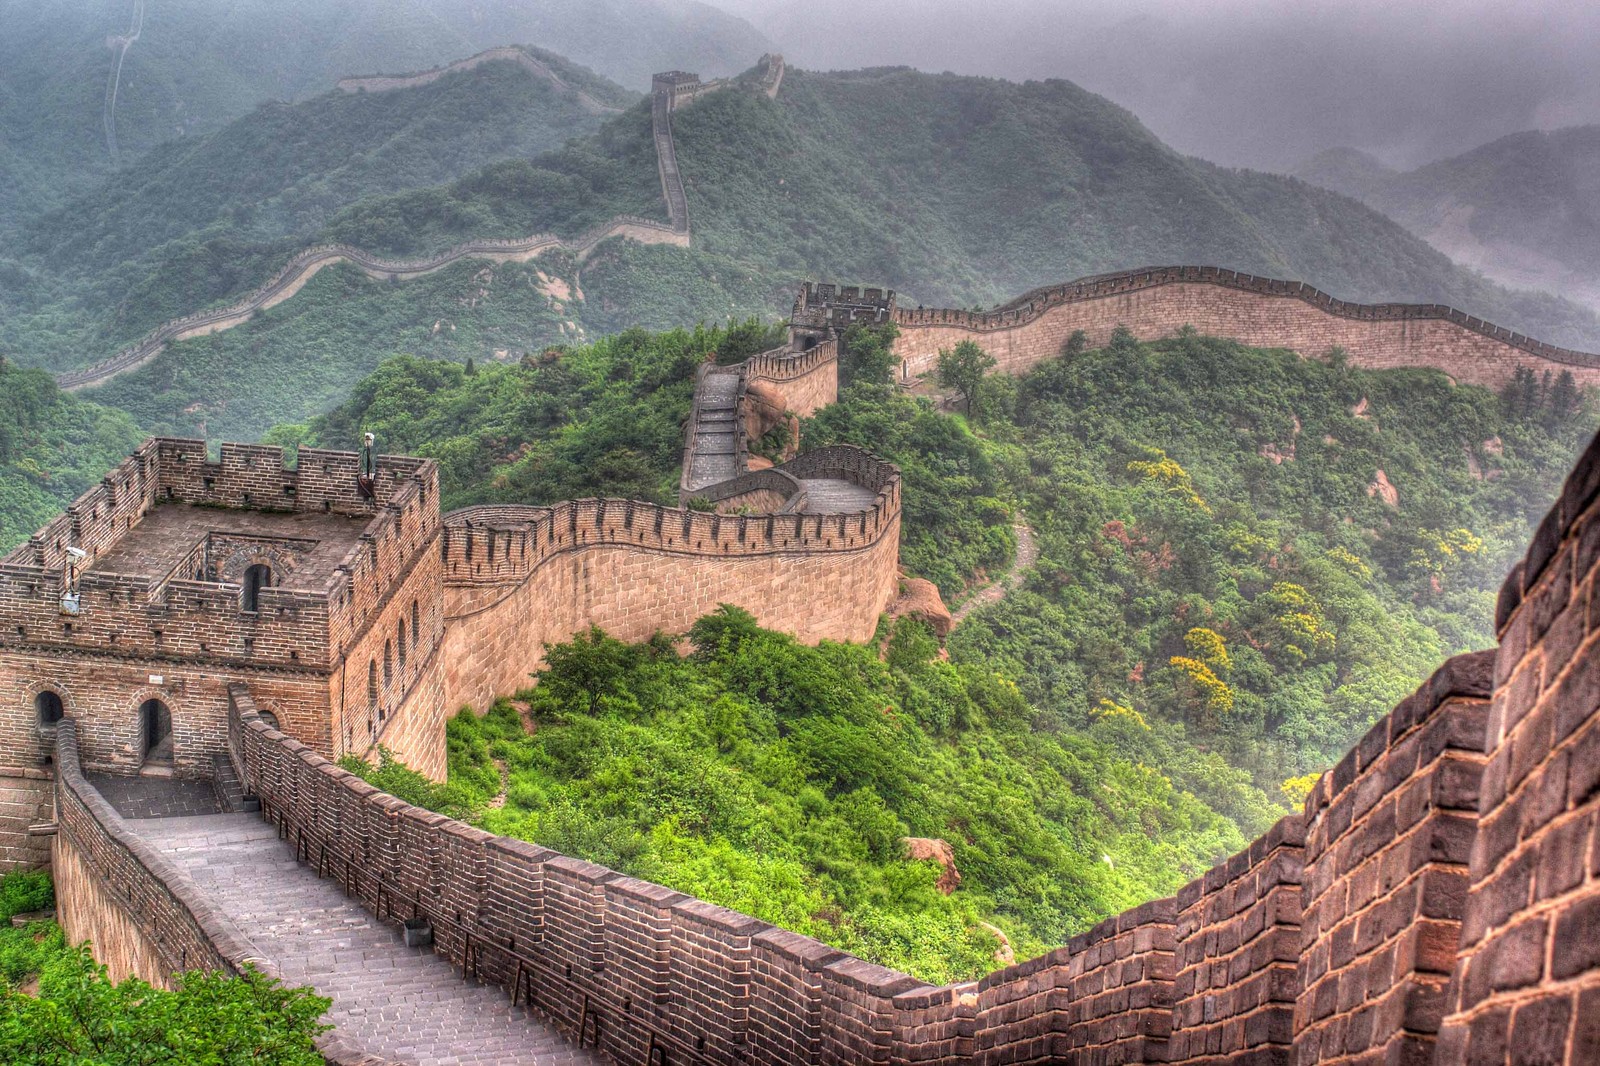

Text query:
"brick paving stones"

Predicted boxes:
[[128, 813, 603, 1066]]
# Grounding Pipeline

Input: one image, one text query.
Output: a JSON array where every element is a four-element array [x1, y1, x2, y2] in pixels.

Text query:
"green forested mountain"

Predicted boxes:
[[16, 60, 1600, 443], [1295, 128, 1600, 315], [0, 0, 769, 233], [1, 52, 636, 373], [0, 361, 145, 550], [329, 320, 1591, 982]]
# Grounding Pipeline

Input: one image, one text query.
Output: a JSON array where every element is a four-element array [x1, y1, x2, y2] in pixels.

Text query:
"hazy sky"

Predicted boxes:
[[710, 0, 1600, 171]]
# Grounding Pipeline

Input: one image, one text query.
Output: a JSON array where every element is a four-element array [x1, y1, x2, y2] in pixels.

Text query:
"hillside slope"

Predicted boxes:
[[0, 0, 769, 233], [1294, 128, 1600, 314], [1, 53, 641, 372], [21, 61, 1600, 440], [665, 68, 1600, 347]]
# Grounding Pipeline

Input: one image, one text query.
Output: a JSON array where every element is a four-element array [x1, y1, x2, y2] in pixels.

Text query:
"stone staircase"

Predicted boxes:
[[682, 370, 742, 493], [210, 754, 258, 813]]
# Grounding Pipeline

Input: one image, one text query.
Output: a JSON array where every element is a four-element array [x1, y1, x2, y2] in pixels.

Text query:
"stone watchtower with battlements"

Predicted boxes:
[[0, 439, 446, 862], [790, 281, 897, 349]]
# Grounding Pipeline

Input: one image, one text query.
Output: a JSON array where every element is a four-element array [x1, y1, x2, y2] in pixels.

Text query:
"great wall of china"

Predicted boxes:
[[30, 422, 1600, 1064], [51, 48, 1600, 398], [335, 45, 626, 114], [9, 48, 1600, 1066], [52, 51, 788, 392]]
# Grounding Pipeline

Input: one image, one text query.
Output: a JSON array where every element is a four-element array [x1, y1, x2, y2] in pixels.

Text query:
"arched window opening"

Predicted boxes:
[[383, 641, 393, 687], [411, 600, 420, 653], [35, 691, 63, 726], [367, 660, 378, 708], [259, 709, 280, 731], [242, 564, 272, 612], [140, 699, 172, 764], [397, 618, 408, 672]]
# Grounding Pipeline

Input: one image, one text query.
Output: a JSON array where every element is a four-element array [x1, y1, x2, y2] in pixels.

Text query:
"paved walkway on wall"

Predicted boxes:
[[951, 520, 1039, 628], [126, 813, 602, 1066], [86, 773, 224, 819], [798, 478, 879, 513], [683, 370, 741, 492]]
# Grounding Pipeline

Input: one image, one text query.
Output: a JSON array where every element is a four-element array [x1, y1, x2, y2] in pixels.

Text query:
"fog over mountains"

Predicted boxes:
[[709, 0, 1600, 172]]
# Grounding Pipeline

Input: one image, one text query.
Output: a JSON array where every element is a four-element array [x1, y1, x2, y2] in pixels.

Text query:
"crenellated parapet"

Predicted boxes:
[[880, 266, 1600, 389], [41, 423, 1600, 1062], [437, 446, 902, 714]]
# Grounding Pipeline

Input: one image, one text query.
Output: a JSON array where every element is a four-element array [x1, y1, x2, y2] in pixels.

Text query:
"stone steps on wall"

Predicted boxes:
[[209, 755, 258, 814]]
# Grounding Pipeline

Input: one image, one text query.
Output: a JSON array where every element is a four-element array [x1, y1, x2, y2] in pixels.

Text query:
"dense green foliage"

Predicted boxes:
[[347, 609, 1256, 983], [0, 870, 330, 1063], [928, 329, 1592, 782], [299, 318, 783, 510], [330, 326, 1592, 984], [0, 360, 145, 552]]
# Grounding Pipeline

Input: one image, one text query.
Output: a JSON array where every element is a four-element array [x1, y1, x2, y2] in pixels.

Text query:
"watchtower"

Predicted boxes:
[[790, 281, 898, 349], [0, 438, 446, 783]]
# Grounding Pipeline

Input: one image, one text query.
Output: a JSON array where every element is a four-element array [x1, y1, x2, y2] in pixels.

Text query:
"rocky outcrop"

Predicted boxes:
[[904, 836, 962, 894], [889, 577, 954, 639]]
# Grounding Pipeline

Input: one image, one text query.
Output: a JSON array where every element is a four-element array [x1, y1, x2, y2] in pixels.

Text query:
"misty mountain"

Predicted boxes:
[[27, 57, 1600, 444], [0, 51, 641, 372], [0, 0, 769, 233], [1291, 148, 1399, 202], [708, 0, 1600, 173], [1295, 128, 1600, 315]]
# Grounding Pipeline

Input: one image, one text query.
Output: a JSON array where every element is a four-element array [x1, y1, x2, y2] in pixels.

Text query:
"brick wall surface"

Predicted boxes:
[[891, 270, 1600, 390], [1294, 653, 1494, 1066], [436, 452, 901, 715], [1435, 431, 1600, 1063], [1171, 816, 1304, 1066], [0, 769, 52, 872], [0, 439, 442, 777]]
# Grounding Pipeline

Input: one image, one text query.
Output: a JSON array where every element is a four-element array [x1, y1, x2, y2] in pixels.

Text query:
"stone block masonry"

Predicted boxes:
[[888, 267, 1600, 390], [76, 426, 1590, 1065]]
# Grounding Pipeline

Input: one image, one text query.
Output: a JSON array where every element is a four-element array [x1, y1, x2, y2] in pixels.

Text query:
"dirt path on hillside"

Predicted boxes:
[[951, 519, 1038, 628]]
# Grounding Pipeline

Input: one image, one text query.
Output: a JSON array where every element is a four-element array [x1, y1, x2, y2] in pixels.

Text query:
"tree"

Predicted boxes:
[[539, 625, 639, 714], [936, 341, 996, 418]]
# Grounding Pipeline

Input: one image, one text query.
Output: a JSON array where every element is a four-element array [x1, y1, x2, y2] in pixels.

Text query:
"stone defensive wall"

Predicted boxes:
[[746, 336, 840, 418], [51, 716, 403, 1066], [890, 266, 1600, 390], [51, 53, 792, 393], [54, 217, 687, 392], [0, 438, 437, 679], [436, 444, 901, 715], [48, 426, 1600, 1063], [336, 46, 626, 115], [0, 437, 448, 825]]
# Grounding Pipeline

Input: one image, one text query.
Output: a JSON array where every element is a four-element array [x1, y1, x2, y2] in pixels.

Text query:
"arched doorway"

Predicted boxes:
[[140, 699, 172, 764], [241, 564, 273, 612], [35, 690, 63, 726]]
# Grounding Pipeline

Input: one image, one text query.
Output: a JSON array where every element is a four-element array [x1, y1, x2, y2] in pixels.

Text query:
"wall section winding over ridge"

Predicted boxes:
[[438, 445, 900, 716], [52, 57, 796, 393], [56, 429, 1589, 1064], [891, 266, 1600, 390]]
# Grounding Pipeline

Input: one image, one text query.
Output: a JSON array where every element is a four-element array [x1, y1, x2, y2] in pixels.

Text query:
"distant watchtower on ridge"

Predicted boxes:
[[790, 281, 897, 350]]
